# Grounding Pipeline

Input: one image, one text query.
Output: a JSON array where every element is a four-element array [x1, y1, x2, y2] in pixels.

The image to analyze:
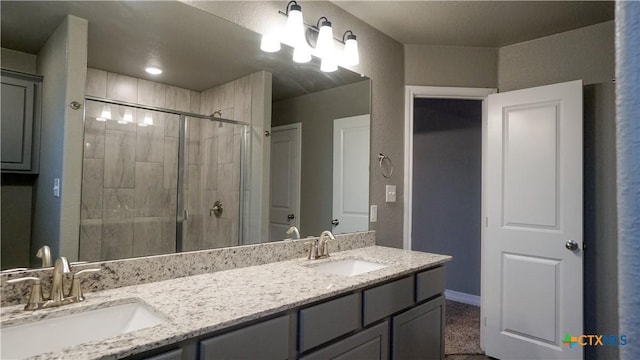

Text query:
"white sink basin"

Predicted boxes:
[[1, 300, 168, 359], [310, 259, 388, 277]]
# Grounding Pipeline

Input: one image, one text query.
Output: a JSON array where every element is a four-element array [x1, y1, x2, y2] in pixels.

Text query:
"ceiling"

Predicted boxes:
[[0, 1, 364, 100], [333, 1, 614, 47]]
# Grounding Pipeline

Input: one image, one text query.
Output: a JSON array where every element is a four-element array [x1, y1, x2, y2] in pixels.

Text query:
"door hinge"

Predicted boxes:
[[484, 316, 487, 327]]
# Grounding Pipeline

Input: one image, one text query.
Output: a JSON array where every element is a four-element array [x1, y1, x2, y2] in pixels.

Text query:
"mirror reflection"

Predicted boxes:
[[0, 1, 371, 269]]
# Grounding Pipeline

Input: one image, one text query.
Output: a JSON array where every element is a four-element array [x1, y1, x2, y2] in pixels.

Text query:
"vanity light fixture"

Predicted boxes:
[[145, 66, 162, 75], [260, 32, 281, 52], [315, 17, 337, 72], [96, 105, 112, 122], [342, 30, 359, 66]]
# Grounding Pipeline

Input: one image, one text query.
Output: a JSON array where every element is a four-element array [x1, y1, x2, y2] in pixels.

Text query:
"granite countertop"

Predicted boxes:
[[0, 245, 451, 360]]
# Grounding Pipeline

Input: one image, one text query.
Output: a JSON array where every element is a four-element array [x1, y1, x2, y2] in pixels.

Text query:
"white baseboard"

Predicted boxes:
[[445, 289, 481, 307]]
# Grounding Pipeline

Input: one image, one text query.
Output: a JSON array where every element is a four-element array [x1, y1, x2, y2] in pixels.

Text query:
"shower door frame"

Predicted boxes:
[[84, 95, 250, 252]]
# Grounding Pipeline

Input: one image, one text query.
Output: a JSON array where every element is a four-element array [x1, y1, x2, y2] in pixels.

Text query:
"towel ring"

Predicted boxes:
[[378, 153, 393, 178]]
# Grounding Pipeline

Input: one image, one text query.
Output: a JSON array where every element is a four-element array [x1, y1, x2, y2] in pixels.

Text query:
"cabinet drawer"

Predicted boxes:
[[299, 293, 360, 352], [392, 295, 445, 360], [363, 276, 414, 326], [416, 266, 446, 302], [300, 321, 389, 360], [199, 315, 290, 360], [143, 349, 182, 360]]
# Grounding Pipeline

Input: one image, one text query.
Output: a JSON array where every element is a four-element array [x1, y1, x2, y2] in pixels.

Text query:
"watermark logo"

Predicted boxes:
[[562, 333, 628, 349]]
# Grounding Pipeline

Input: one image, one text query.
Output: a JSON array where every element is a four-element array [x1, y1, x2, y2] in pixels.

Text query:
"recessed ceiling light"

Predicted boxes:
[[145, 67, 162, 75]]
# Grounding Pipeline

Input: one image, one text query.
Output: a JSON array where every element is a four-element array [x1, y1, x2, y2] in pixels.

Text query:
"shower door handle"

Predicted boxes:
[[179, 209, 189, 222]]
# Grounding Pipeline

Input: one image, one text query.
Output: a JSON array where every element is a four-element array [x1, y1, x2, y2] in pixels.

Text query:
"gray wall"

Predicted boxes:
[[411, 99, 482, 296], [497, 21, 616, 360], [498, 21, 614, 91], [405, 45, 498, 88], [187, 1, 405, 247], [272, 80, 370, 237], [32, 15, 87, 261], [1, 48, 37, 73]]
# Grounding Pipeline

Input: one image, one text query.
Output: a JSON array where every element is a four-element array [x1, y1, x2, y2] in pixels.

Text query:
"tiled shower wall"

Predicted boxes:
[[80, 69, 254, 260], [183, 75, 252, 251]]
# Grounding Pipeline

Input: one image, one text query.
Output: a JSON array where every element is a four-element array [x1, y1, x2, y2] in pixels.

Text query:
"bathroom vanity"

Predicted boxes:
[[1, 243, 450, 360]]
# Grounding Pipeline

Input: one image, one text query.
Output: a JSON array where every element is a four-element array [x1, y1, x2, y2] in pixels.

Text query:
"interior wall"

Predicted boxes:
[[404, 45, 498, 88], [32, 15, 87, 262], [272, 80, 370, 237], [186, 0, 406, 247], [411, 98, 482, 296], [497, 21, 616, 360], [1, 48, 37, 73], [498, 21, 614, 92]]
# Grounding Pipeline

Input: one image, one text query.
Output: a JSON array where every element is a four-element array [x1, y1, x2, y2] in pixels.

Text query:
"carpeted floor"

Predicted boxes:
[[445, 300, 484, 356]]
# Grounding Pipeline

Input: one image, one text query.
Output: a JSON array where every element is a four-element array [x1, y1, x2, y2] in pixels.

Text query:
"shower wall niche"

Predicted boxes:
[[79, 69, 252, 261]]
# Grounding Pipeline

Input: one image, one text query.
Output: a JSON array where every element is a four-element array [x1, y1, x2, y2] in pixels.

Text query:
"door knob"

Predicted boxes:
[[331, 219, 340, 226], [565, 240, 579, 251], [287, 213, 295, 220]]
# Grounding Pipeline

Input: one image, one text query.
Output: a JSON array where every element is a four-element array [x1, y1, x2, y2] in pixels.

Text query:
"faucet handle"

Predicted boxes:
[[306, 240, 319, 260], [68, 268, 100, 301], [7, 277, 45, 311]]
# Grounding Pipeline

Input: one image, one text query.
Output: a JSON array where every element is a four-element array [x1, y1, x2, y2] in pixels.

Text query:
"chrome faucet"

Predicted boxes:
[[36, 245, 52, 268], [307, 231, 335, 260], [50, 257, 71, 302]]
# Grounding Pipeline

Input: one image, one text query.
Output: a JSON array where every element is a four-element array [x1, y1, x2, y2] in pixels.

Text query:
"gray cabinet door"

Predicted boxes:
[[1, 71, 40, 172], [392, 295, 445, 360], [300, 322, 389, 360], [143, 349, 183, 360], [299, 293, 360, 352], [199, 315, 290, 360]]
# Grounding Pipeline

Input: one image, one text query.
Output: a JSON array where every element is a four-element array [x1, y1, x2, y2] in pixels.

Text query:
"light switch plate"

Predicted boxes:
[[385, 185, 396, 202], [370, 205, 377, 222], [53, 178, 60, 198]]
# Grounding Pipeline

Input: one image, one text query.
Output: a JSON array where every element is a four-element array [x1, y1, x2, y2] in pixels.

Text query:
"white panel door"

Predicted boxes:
[[269, 124, 301, 241], [484, 80, 583, 359], [333, 115, 370, 234]]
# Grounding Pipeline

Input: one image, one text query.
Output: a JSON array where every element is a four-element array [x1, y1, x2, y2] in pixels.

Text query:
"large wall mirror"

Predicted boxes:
[[0, 1, 371, 270]]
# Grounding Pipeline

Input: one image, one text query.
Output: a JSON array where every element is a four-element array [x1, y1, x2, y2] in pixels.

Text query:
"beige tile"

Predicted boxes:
[[232, 161, 241, 192], [187, 119, 201, 165], [217, 163, 233, 193], [83, 113, 106, 159], [165, 86, 178, 110], [220, 109, 235, 123], [207, 217, 233, 249], [217, 134, 233, 164], [219, 81, 235, 110], [185, 215, 203, 251], [234, 76, 251, 122], [137, 79, 166, 107], [104, 130, 136, 188], [133, 218, 164, 257], [164, 112, 180, 138], [161, 218, 177, 253], [204, 137, 218, 190], [101, 219, 133, 260], [163, 137, 179, 189], [85, 68, 107, 97], [187, 165, 202, 214], [105, 104, 138, 132], [81, 158, 104, 219], [176, 87, 190, 112], [214, 120, 234, 137], [218, 189, 239, 221], [106, 72, 137, 102], [103, 189, 134, 220], [79, 219, 102, 261], [136, 109, 165, 163], [190, 91, 201, 114], [135, 162, 166, 217]]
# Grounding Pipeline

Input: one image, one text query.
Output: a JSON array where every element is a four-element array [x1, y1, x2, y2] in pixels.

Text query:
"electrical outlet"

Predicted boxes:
[[385, 185, 396, 202], [370, 205, 378, 222]]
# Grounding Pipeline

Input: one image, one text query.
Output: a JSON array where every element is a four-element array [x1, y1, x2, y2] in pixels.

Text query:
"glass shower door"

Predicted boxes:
[[79, 99, 180, 261], [180, 116, 246, 251]]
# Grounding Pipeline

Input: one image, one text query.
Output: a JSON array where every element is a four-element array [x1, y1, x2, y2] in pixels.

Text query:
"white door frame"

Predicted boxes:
[[270, 123, 302, 235], [403, 86, 497, 250]]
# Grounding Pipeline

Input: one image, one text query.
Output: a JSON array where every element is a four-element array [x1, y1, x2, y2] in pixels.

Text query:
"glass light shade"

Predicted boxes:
[[343, 38, 359, 66], [145, 67, 162, 75], [285, 7, 305, 47], [143, 113, 154, 126], [316, 22, 334, 59], [320, 56, 338, 72], [97, 105, 112, 121], [260, 33, 281, 52], [293, 44, 311, 63], [119, 109, 133, 124]]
